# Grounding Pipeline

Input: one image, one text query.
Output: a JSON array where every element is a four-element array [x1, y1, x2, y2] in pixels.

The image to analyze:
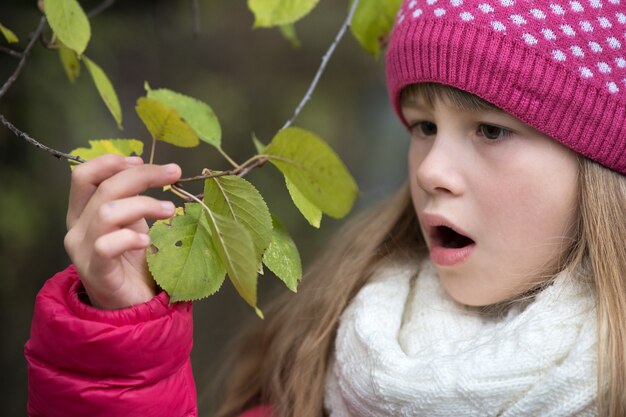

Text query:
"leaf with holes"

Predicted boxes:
[[58, 44, 80, 82], [147, 203, 226, 302], [263, 215, 302, 292], [146, 84, 222, 149], [264, 127, 358, 219], [0, 23, 18, 44], [44, 0, 90, 55], [204, 209, 261, 315], [248, 0, 320, 27], [68, 139, 143, 169], [135, 97, 199, 148], [350, 0, 402, 59], [203, 174, 272, 262], [84, 57, 123, 129], [285, 177, 321, 228]]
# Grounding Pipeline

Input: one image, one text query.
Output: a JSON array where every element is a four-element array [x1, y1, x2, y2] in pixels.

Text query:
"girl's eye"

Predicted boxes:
[[478, 124, 511, 140], [412, 121, 437, 137]]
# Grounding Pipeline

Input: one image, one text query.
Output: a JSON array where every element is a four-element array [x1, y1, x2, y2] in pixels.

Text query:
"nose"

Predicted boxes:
[[412, 132, 465, 196]]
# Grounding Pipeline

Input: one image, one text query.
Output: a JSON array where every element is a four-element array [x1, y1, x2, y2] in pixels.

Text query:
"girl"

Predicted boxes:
[[26, 0, 626, 416]]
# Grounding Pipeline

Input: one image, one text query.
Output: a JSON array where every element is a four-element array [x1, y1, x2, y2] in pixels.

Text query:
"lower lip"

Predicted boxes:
[[429, 244, 475, 266]]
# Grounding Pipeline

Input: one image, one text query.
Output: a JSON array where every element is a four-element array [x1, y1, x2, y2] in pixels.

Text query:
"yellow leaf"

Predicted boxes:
[[69, 139, 143, 169], [135, 97, 200, 148], [58, 45, 80, 82]]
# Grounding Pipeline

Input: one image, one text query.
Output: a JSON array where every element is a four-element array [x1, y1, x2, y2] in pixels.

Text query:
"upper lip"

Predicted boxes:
[[420, 212, 474, 242]]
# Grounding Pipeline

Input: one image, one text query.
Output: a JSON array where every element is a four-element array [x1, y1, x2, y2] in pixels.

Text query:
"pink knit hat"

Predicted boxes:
[[386, 0, 626, 174]]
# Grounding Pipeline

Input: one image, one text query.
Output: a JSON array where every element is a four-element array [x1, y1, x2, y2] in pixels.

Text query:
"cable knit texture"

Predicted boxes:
[[325, 261, 597, 416], [386, 0, 626, 174]]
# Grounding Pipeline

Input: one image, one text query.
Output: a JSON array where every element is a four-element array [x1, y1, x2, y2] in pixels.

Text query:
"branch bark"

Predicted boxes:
[[87, 0, 117, 18], [178, 157, 268, 183], [0, 114, 85, 163], [281, 0, 360, 130], [0, 45, 22, 58], [0, 16, 46, 100]]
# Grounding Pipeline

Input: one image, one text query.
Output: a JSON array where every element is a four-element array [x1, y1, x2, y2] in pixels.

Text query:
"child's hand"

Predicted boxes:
[[64, 155, 181, 309]]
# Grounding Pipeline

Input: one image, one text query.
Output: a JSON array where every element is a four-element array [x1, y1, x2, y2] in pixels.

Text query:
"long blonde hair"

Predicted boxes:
[[215, 85, 626, 417]]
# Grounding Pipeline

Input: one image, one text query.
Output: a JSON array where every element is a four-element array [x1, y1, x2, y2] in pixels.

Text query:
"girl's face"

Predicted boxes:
[[403, 91, 579, 306]]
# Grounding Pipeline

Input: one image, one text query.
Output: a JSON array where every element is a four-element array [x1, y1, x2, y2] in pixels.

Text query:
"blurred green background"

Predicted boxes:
[[0, 1, 408, 415]]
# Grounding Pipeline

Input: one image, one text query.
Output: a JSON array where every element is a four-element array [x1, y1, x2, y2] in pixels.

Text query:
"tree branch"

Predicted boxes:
[[0, 45, 22, 58], [87, 0, 117, 18], [0, 113, 85, 163], [0, 16, 46, 100], [191, 0, 201, 38], [178, 157, 268, 183], [281, 0, 360, 130]]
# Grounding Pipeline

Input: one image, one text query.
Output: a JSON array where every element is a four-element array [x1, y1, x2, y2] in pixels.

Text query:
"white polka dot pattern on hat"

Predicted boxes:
[[394, 0, 626, 94]]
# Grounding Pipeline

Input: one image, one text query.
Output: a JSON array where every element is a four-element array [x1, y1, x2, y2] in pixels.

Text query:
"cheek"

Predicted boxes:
[[483, 152, 579, 271]]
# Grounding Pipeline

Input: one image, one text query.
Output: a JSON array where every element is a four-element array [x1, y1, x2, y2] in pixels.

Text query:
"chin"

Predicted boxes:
[[437, 270, 508, 307]]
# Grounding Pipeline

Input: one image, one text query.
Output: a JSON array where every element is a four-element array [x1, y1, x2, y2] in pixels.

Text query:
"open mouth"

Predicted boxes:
[[433, 225, 475, 249]]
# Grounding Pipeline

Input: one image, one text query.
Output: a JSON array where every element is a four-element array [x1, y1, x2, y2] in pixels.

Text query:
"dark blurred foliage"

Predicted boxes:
[[0, 0, 407, 415]]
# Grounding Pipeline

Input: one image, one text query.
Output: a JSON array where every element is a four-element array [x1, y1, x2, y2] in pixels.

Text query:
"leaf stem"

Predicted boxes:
[[217, 147, 239, 169], [280, 0, 360, 130], [171, 183, 212, 215], [149, 137, 157, 164]]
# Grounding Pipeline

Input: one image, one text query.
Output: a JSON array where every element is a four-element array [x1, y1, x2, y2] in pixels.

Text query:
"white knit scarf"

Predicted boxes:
[[325, 260, 598, 416]]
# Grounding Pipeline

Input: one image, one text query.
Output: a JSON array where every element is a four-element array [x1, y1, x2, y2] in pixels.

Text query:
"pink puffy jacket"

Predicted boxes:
[[25, 265, 270, 417]]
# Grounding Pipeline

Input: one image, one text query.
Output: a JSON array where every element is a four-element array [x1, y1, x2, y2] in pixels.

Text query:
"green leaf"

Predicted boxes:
[[285, 177, 321, 228], [44, 0, 91, 55], [252, 132, 266, 153], [264, 127, 358, 219], [58, 44, 80, 82], [0, 23, 19, 44], [248, 0, 320, 27], [350, 0, 402, 59], [83, 57, 123, 129], [147, 203, 226, 302], [146, 85, 222, 148], [204, 209, 259, 311], [279, 24, 301, 48], [203, 174, 273, 262], [69, 139, 143, 169], [263, 215, 302, 292], [135, 97, 200, 148]]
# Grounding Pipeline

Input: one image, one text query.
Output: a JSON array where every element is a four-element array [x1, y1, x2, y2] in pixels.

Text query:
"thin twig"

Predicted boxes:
[[0, 113, 85, 163], [87, 0, 117, 18], [281, 0, 360, 130], [0, 45, 22, 58], [0, 16, 46, 100], [178, 156, 268, 183], [191, 0, 201, 38]]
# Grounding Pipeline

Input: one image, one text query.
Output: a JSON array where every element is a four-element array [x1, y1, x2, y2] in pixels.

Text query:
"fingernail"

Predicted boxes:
[[160, 201, 175, 213], [138, 233, 150, 245], [126, 156, 143, 165], [164, 163, 179, 174]]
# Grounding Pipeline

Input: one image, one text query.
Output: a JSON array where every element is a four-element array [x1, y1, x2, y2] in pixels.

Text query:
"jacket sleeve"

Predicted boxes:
[[25, 265, 197, 417]]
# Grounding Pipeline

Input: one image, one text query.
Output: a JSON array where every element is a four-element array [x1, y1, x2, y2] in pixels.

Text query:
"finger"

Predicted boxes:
[[92, 229, 151, 261], [86, 196, 176, 240], [88, 163, 181, 210], [68, 155, 144, 229]]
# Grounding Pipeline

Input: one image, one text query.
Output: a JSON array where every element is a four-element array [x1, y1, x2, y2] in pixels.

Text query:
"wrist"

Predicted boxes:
[[84, 283, 158, 310]]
